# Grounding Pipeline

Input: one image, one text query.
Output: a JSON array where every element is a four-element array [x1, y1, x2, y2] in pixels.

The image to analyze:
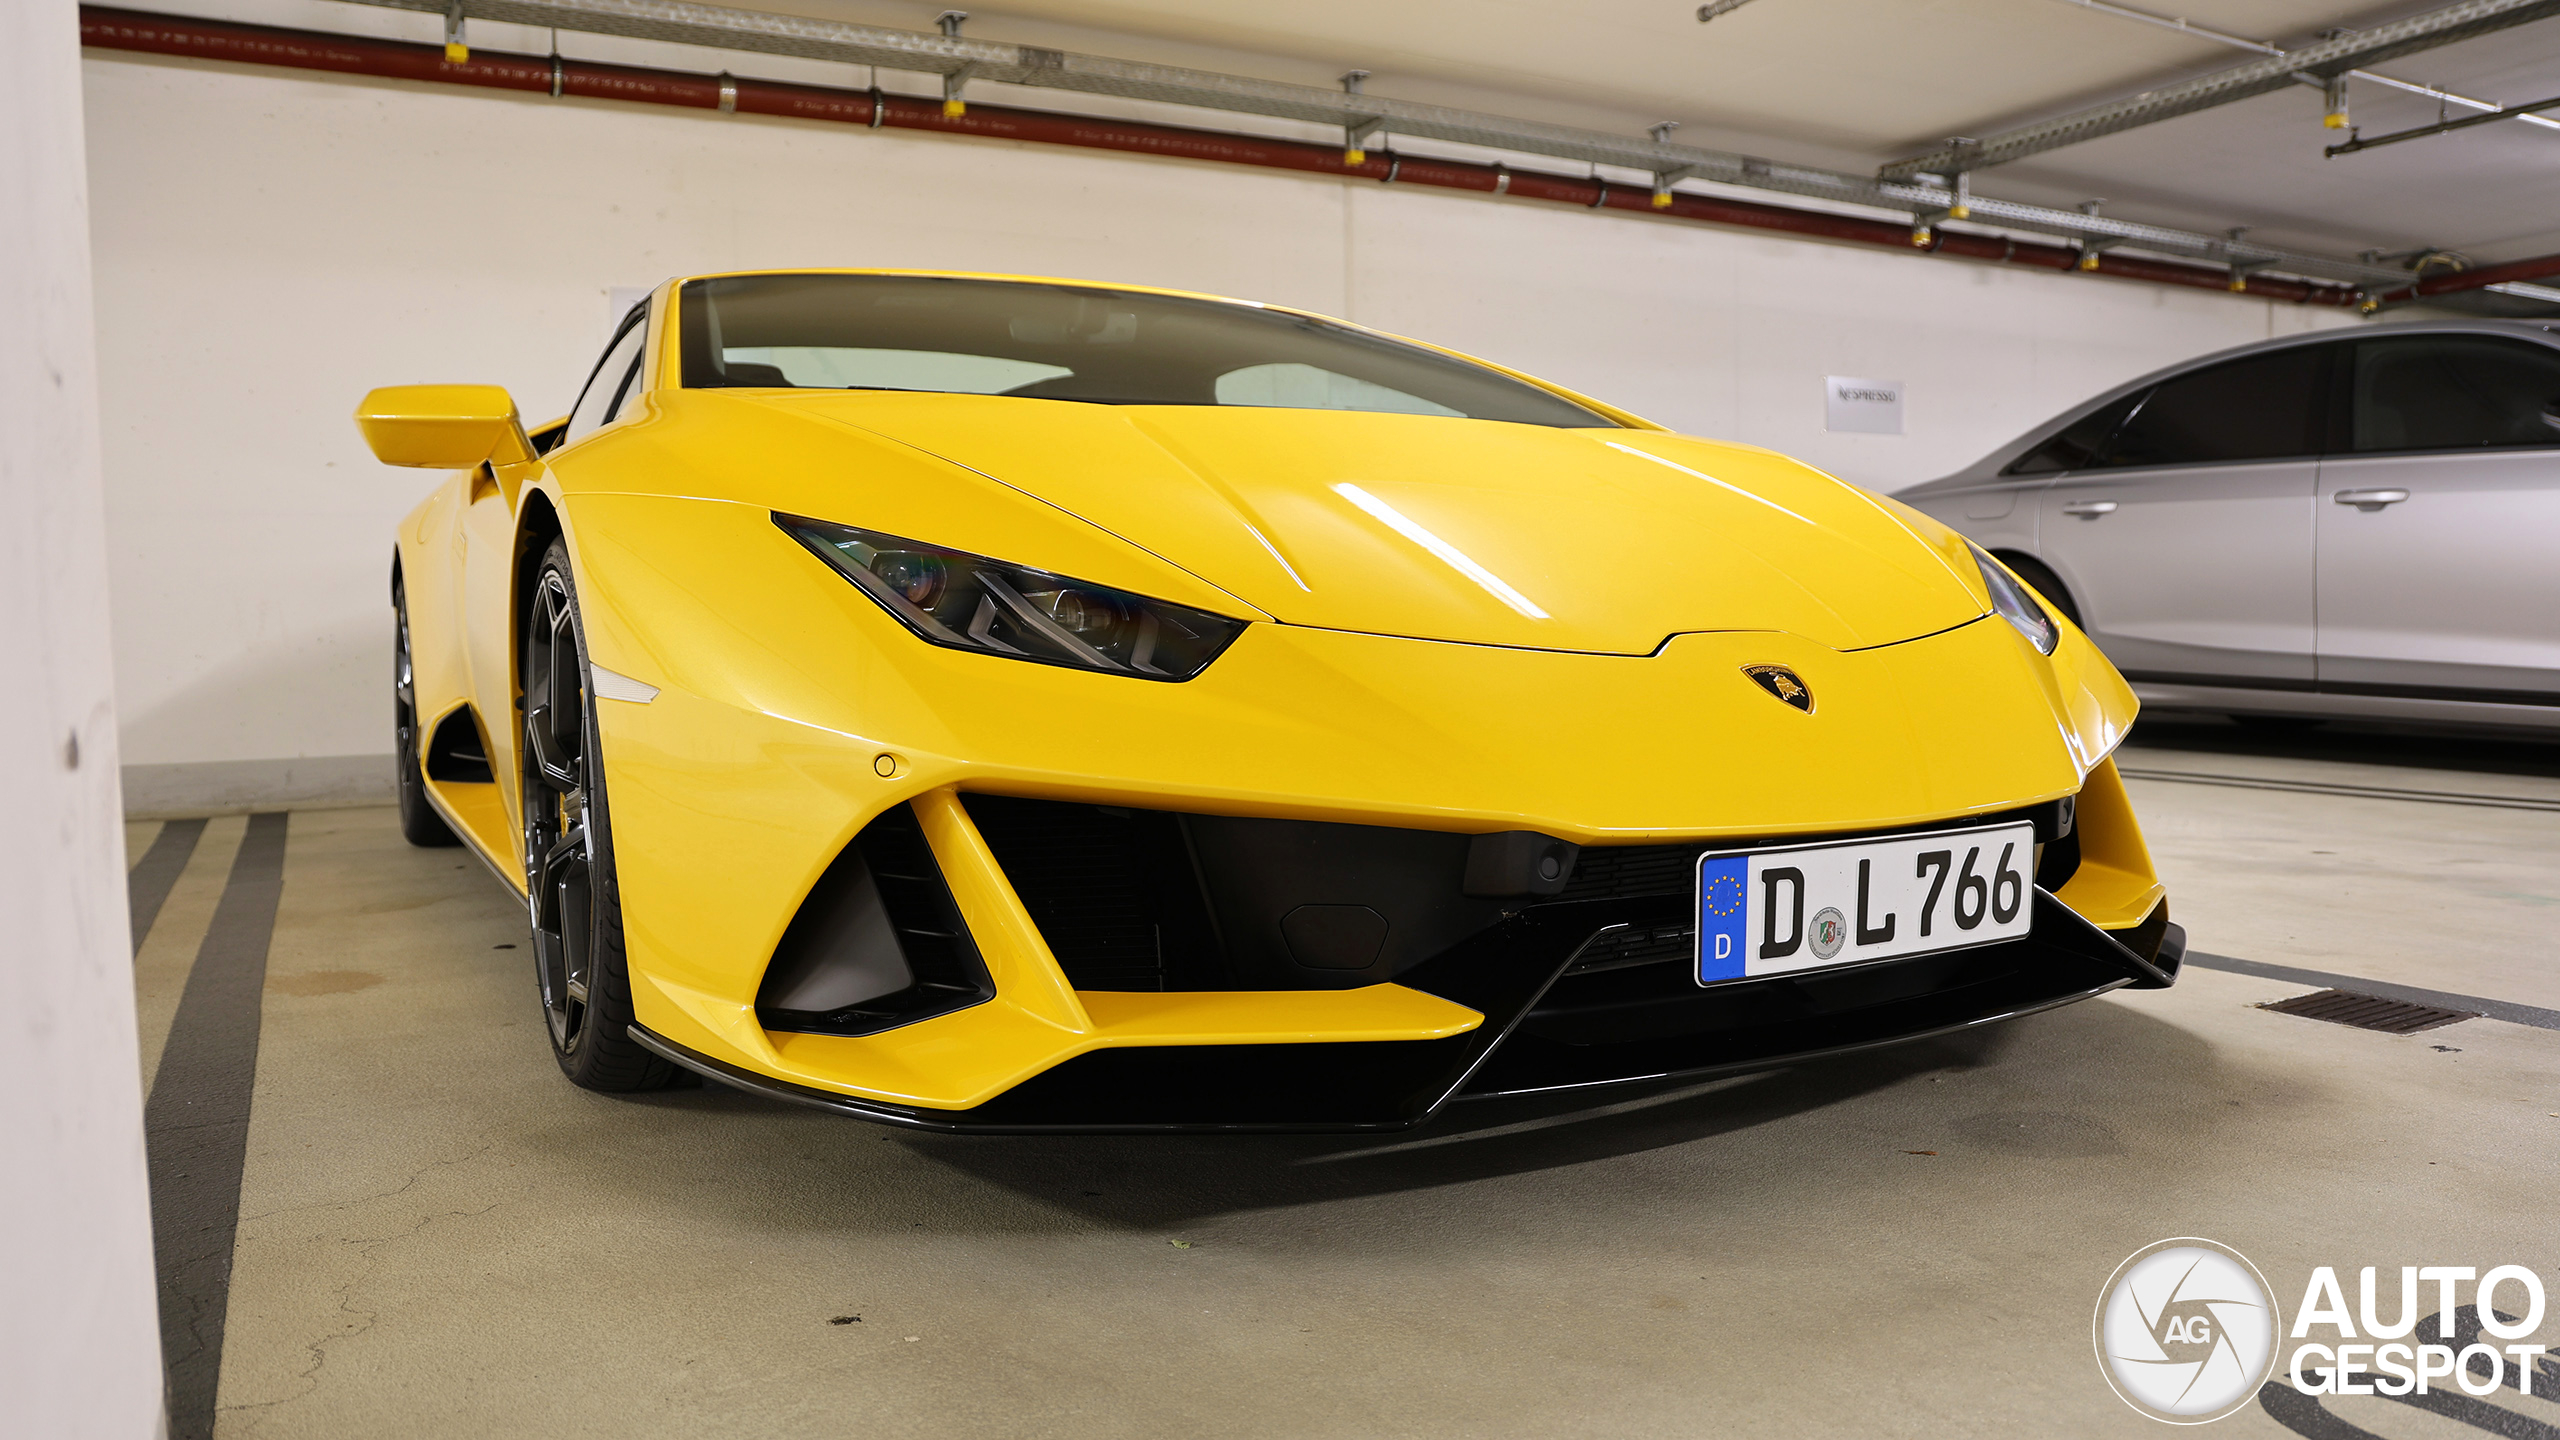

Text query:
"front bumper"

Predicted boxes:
[[566, 492, 2159, 1129], [602, 735, 2168, 1130]]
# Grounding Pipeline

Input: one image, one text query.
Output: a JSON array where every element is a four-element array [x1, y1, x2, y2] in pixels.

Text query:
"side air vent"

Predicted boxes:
[[757, 803, 993, 1036], [424, 707, 493, 783]]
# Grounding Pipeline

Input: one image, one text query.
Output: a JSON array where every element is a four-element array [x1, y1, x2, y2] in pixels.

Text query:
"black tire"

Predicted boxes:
[[1993, 550, 2082, 630], [394, 575, 461, 848], [521, 540, 678, 1092]]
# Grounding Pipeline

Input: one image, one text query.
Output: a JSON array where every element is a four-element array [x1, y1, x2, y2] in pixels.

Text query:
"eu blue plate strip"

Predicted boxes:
[[1695, 855, 1748, 983]]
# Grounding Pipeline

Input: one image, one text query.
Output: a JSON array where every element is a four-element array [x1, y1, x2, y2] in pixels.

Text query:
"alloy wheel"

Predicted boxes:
[[395, 590, 419, 768], [523, 569, 594, 1054]]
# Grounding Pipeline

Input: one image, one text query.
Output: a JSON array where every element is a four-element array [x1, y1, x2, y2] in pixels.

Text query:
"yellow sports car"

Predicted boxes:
[[359, 269, 2180, 1132]]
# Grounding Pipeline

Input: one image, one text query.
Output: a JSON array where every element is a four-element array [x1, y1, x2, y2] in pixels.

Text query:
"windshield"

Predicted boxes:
[[677, 274, 1615, 427]]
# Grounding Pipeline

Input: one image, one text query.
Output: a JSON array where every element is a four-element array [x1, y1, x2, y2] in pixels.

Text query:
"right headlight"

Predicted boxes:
[[1970, 541, 2058, 656], [777, 513, 1248, 680]]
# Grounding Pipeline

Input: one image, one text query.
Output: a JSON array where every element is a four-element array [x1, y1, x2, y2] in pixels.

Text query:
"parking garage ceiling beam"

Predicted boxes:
[[348, 0, 2422, 290], [1881, 0, 2560, 180], [2051, 0, 2560, 136]]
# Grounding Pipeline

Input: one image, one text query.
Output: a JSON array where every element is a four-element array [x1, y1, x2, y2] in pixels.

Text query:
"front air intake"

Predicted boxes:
[[961, 796, 1515, 991], [757, 803, 993, 1036]]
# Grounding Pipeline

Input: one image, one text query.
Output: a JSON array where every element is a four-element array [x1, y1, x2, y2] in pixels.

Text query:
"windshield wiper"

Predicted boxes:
[[1016, 396, 1216, 406], [820, 386, 1215, 405]]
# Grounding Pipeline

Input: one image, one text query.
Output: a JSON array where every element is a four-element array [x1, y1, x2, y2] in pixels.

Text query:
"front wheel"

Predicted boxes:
[[394, 575, 459, 848], [521, 540, 677, 1092], [1992, 551, 2081, 631]]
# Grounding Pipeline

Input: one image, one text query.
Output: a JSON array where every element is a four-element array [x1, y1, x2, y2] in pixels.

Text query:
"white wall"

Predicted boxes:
[[2, 6, 167, 1437], [83, 45, 2352, 805]]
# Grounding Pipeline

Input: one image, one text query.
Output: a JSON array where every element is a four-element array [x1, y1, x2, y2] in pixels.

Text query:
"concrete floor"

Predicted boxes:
[[132, 720, 2560, 1439]]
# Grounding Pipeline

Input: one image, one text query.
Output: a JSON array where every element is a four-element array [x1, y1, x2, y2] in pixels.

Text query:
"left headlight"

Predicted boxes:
[[777, 513, 1248, 680], [1970, 541, 2058, 656]]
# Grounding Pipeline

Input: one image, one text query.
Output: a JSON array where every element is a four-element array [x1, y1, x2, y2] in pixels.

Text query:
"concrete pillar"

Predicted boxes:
[[0, 3, 168, 1434]]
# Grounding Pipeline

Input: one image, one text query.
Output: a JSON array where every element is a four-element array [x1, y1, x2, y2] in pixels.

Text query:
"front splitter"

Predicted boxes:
[[630, 892, 2179, 1134]]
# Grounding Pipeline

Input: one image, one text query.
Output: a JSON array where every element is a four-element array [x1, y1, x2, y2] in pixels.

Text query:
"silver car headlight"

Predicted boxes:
[[778, 513, 1247, 680], [1970, 542, 2058, 656]]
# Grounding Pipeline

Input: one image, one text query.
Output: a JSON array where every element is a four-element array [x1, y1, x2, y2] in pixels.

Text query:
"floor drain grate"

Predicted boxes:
[[2258, 989, 2476, 1035]]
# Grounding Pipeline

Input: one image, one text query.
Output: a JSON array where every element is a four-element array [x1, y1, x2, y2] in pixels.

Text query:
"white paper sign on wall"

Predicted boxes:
[[1824, 375, 1904, 435]]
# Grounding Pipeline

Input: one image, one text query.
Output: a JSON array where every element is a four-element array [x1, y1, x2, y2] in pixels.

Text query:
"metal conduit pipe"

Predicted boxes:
[[79, 6, 2359, 306], [336, 0, 2414, 290], [1884, 0, 2560, 179], [2365, 250, 2560, 309]]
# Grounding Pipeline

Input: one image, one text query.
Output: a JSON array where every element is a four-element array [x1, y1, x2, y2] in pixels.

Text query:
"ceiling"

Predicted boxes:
[[762, 0, 2560, 268]]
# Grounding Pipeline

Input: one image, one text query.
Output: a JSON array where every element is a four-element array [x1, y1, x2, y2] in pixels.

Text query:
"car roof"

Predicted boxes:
[[1901, 316, 2560, 494], [672, 266, 1282, 311]]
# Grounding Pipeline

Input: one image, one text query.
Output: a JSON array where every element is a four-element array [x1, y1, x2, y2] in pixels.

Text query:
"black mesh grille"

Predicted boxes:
[[962, 798, 1168, 990], [1557, 842, 1711, 902], [962, 797, 2076, 996], [1569, 921, 1695, 975], [962, 797, 1497, 992], [858, 805, 985, 996]]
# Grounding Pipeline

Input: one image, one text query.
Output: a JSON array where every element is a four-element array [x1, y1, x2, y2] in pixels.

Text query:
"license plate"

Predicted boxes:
[[1694, 821, 2036, 985]]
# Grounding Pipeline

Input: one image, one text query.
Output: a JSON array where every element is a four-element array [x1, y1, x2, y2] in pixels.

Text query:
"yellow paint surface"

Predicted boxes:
[[385, 269, 2163, 1113]]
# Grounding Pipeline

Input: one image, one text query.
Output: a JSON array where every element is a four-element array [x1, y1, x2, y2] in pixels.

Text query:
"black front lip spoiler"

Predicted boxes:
[[629, 890, 2181, 1135]]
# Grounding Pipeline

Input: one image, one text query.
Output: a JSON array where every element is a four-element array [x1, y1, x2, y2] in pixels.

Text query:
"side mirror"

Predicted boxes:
[[354, 384, 535, 469]]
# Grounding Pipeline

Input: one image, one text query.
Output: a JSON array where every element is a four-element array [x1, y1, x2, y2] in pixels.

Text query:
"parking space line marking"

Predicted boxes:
[[2118, 768, 2560, 812], [145, 811, 288, 1440], [128, 816, 207, 956], [2183, 951, 2560, 1033]]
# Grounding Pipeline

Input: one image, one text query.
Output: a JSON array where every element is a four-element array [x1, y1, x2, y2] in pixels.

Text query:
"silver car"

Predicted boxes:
[[1900, 319, 2560, 732]]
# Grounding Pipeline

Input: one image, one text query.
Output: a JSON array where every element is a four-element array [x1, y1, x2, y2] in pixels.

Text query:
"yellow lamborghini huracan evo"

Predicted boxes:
[[358, 269, 2180, 1132]]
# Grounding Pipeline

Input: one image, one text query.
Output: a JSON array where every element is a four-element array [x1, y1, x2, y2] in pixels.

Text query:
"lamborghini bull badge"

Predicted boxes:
[[1743, 664, 1814, 713]]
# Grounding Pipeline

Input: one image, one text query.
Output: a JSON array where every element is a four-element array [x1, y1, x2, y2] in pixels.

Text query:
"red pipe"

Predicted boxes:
[[2368, 250, 2560, 307], [80, 6, 2359, 306]]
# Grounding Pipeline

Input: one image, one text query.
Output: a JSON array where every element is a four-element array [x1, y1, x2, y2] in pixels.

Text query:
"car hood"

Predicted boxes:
[[746, 393, 1987, 654]]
